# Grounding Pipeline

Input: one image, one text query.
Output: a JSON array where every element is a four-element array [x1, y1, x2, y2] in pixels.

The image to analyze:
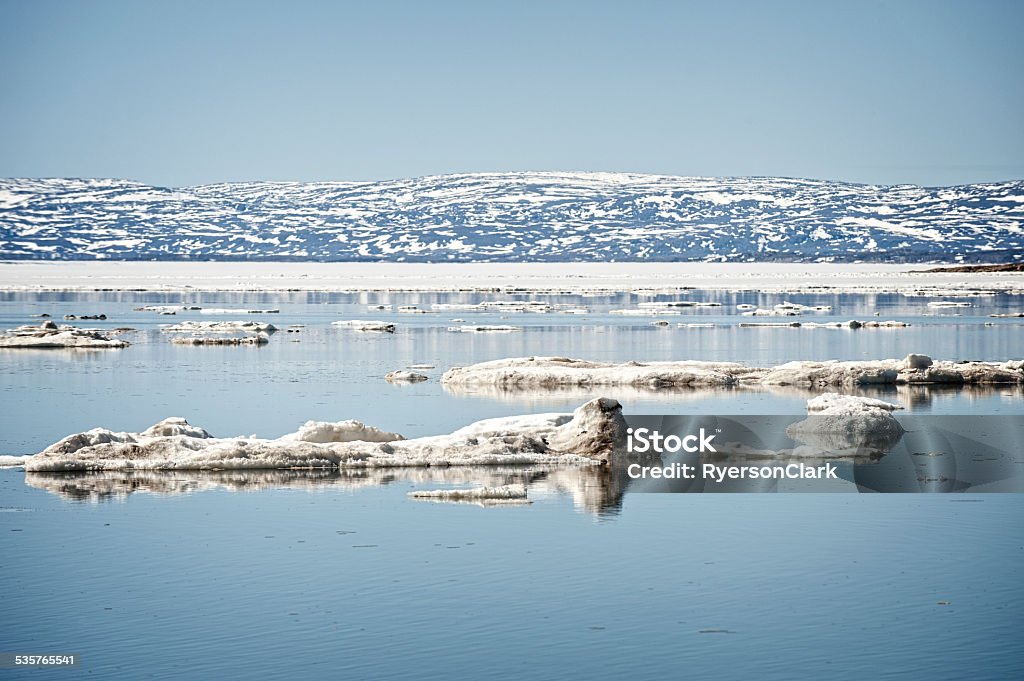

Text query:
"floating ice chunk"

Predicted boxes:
[[736, 304, 756, 310], [742, 308, 800, 317], [385, 370, 429, 382], [332, 320, 396, 332], [171, 334, 269, 346], [678, 323, 715, 328], [0, 322, 129, 349], [448, 325, 520, 332], [442, 356, 760, 389], [134, 305, 202, 313], [408, 363, 436, 369], [199, 308, 280, 314], [161, 320, 277, 333], [0, 455, 31, 467], [408, 484, 528, 501], [927, 301, 971, 308], [989, 312, 1024, 318], [443, 355, 1024, 392], [787, 393, 904, 452], [611, 308, 682, 316], [24, 398, 626, 471]]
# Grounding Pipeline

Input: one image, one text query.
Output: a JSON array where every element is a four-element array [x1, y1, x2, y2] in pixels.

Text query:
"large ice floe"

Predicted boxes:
[[23, 398, 627, 472], [0, 321, 129, 348], [441, 355, 1024, 391]]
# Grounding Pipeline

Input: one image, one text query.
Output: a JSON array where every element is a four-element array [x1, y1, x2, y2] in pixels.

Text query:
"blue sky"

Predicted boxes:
[[1, 0, 1021, 187]]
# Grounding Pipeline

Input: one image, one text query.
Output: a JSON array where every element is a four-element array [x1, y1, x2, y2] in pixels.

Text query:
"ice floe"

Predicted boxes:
[[408, 484, 529, 504], [161, 320, 277, 333], [171, 334, 269, 346], [331, 320, 396, 332], [0, 321, 129, 349], [927, 301, 972, 308], [442, 354, 1024, 392], [785, 393, 905, 453], [385, 370, 429, 383], [0, 455, 31, 467], [448, 325, 521, 332], [23, 398, 626, 472]]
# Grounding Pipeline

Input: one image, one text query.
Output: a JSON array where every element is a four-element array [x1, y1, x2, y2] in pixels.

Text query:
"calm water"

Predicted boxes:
[[1, 290, 1022, 679]]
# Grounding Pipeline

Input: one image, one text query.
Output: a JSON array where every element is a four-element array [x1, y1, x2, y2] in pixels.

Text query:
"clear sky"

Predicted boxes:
[[1, 0, 1021, 188]]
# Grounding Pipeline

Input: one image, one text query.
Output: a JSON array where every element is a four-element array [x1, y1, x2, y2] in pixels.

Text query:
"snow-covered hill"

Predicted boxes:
[[1, 172, 1021, 262]]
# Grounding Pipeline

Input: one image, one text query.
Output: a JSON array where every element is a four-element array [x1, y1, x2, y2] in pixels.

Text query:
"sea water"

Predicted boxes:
[[1, 290, 1022, 680]]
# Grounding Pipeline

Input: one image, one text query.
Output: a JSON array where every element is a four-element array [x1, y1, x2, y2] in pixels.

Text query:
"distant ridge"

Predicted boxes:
[[1, 172, 1022, 262]]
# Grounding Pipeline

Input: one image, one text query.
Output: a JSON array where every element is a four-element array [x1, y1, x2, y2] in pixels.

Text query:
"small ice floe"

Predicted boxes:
[[741, 308, 800, 317], [161, 320, 277, 333], [776, 301, 832, 312], [408, 484, 530, 505], [678, 323, 715, 328], [448, 325, 521, 332], [785, 393, 905, 454], [738, 322, 803, 328], [650, 320, 671, 327], [171, 334, 269, 346], [736, 304, 756, 311], [199, 308, 280, 314], [134, 305, 202, 313], [798, 320, 910, 329], [0, 321, 129, 349], [0, 455, 31, 468], [611, 308, 682, 316], [397, 306, 430, 314], [23, 398, 626, 471], [927, 301, 971, 308], [637, 301, 696, 308], [64, 314, 107, 320], [332, 320, 396, 333], [431, 303, 484, 311], [385, 370, 429, 383], [479, 301, 553, 313], [408, 363, 436, 369], [989, 313, 1024, 318], [368, 304, 392, 311], [560, 308, 590, 315]]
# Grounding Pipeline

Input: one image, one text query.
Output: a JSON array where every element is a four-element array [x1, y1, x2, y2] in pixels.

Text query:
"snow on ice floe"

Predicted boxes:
[[23, 398, 627, 472], [332, 320, 396, 332], [441, 355, 1024, 392], [0, 321, 129, 349], [408, 484, 530, 505], [0, 455, 31, 467]]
